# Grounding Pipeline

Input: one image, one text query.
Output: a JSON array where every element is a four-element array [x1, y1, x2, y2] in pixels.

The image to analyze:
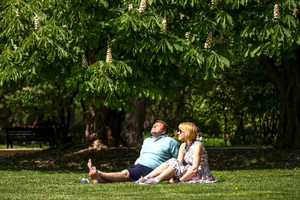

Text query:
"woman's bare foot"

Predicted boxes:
[[87, 159, 93, 170]]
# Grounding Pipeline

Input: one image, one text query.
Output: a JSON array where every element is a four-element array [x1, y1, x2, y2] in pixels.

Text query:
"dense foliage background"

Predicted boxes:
[[1, 0, 300, 149]]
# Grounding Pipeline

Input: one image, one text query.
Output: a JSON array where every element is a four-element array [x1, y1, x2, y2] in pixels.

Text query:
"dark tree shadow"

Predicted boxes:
[[0, 143, 299, 172]]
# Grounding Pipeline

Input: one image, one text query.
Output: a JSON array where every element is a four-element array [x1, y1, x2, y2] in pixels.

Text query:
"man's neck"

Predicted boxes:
[[152, 133, 165, 140]]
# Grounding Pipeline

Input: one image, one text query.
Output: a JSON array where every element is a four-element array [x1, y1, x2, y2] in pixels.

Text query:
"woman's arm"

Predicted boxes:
[[178, 143, 204, 182]]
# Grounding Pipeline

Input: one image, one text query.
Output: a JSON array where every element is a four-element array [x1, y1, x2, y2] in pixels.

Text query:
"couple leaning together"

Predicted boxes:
[[87, 120, 217, 184]]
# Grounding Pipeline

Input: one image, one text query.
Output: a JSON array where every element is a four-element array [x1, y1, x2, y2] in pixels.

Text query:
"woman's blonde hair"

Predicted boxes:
[[178, 122, 198, 140]]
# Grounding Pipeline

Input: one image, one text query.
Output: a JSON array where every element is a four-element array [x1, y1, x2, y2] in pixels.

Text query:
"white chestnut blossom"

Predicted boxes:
[[274, 4, 280, 19], [106, 44, 113, 63], [204, 32, 212, 49], [129, 4, 133, 10], [162, 19, 167, 29], [185, 32, 190, 40], [138, 0, 147, 13], [82, 54, 88, 67], [34, 14, 41, 29], [293, 8, 298, 18]]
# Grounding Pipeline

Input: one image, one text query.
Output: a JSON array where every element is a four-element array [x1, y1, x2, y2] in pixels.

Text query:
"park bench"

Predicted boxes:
[[5, 126, 59, 148]]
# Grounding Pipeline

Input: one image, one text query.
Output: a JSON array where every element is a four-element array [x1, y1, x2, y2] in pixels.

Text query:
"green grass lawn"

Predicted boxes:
[[0, 168, 300, 200], [0, 143, 50, 149], [0, 142, 299, 200], [0, 168, 299, 200]]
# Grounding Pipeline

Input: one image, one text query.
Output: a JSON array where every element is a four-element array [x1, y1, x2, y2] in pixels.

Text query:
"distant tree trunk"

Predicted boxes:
[[263, 55, 300, 149], [234, 119, 241, 144], [262, 112, 273, 146], [233, 110, 246, 145], [175, 91, 185, 119], [262, 110, 279, 146], [68, 106, 75, 128], [83, 104, 124, 147], [26, 110, 38, 125], [59, 107, 69, 144], [120, 96, 146, 146], [222, 106, 228, 146], [66, 91, 77, 133], [270, 110, 279, 144], [240, 111, 245, 144]]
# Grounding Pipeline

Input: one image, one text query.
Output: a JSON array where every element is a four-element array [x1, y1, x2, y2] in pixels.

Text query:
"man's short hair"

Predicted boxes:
[[156, 120, 169, 134]]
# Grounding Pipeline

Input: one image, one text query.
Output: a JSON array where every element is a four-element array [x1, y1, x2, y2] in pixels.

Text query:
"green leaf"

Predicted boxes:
[[88, 82, 94, 90], [179, 65, 187, 75], [86, 96, 93, 107], [94, 97, 101, 108], [165, 39, 174, 53], [296, 35, 300, 45], [74, 93, 81, 103], [250, 46, 262, 58], [155, 91, 163, 101], [218, 55, 230, 68], [188, 66, 197, 76]]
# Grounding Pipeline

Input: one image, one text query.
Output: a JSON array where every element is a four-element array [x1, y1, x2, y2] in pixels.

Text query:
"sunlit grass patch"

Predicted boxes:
[[0, 168, 299, 200]]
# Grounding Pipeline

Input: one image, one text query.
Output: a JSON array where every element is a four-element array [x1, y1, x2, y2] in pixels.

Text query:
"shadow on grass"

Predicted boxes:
[[0, 142, 299, 173], [209, 148, 300, 171], [0, 141, 139, 173]]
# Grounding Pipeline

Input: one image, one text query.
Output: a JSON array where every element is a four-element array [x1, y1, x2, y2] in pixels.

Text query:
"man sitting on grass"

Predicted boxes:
[[87, 120, 179, 184]]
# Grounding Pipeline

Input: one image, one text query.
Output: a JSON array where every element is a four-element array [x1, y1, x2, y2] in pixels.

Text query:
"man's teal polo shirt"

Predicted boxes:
[[134, 134, 179, 169]]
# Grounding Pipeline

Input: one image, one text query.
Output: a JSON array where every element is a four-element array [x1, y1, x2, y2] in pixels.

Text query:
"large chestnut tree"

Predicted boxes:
[[1, 0, 299, 149]]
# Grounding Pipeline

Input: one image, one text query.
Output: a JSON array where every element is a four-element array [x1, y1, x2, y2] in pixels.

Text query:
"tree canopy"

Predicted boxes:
[[1, 0, 300, 149]]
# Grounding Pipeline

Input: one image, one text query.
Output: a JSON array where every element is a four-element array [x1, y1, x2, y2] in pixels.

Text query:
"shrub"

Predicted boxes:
[[202, 137, 230, 147], [0, 131, 6, 145]]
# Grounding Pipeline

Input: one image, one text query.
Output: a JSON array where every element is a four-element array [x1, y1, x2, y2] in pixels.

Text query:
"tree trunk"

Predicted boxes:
[[120, 96, 146, 147], [83, 97, 146, 147], [234, 111, 244, 145], [263, 55, 300, 149], [222, 106, 228, 146], [240, 111, 245, 144], [84, 104, 124, 147]]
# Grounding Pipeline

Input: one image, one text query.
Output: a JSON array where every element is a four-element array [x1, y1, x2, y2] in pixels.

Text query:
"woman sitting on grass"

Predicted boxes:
[[136, 122, 217, 184]]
